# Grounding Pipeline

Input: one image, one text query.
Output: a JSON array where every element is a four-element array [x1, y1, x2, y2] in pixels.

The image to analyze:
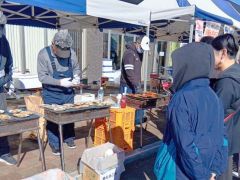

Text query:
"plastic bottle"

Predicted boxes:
[[120, 87, 127, 108], [97, 87, 104, 102], [116, 94, 122, 108]]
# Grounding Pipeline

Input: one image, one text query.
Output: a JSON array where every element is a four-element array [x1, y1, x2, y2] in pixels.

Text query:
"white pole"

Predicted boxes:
[[143, 13, 151, 92], [107, 30, 111, 60], [120, 34, 124, 63], [82, 29, 87, 71], [152, 40, 158, 73], [44, 29, 48, 46], [19, 26, 26, 74], [189, 18, 195, 43]]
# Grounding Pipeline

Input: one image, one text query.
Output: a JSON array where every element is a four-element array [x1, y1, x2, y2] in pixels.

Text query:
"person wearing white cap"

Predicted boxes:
[[120, 35, 149, 94], [120, 36, 149, 125], [0, 11, 17, 165], [37, 30, 81, 155]]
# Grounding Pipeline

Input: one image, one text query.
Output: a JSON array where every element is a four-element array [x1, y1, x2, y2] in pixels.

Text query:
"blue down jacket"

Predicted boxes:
[[164, 78, 228, 180]]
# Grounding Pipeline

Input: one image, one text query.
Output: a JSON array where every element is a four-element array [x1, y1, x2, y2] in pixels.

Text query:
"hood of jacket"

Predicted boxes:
[[218, 63, 240, 84], [171, 42, 215, 92], [125, 43, 137, 53]]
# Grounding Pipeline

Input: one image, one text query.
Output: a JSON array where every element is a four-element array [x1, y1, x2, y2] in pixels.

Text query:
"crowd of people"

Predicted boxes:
[[155, 34, 240, 180]]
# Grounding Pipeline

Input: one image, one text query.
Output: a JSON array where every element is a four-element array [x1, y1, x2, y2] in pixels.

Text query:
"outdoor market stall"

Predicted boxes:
[[99, 0, 240, 91], [0, 0, 151, 89], [0, 1, 153, 175], [2, 1, 239, 177]]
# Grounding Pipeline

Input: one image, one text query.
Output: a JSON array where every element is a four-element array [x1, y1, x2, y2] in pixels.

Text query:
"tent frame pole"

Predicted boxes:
[[19, 26, 26, 74], [143, 13, 151, 92], [189, 17, 195, 43]]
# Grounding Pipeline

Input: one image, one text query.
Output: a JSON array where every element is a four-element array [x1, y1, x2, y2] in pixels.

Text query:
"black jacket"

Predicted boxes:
[[0, 34, 13, 93], [120, 43, 142, 89], [214, 63, 240, 155]]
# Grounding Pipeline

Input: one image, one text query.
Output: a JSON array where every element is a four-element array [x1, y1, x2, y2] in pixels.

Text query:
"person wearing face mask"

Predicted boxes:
[[120, 36, 149, 94], [0, 12, 17, 166], [37, 30, 80, 155], [212, 34, 240, 179]]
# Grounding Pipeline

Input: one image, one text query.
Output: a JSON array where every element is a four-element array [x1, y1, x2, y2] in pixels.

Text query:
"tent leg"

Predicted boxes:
[[19, 26, 26, 74], [143, 25, 151, 92], [189, 18, 195, 43]]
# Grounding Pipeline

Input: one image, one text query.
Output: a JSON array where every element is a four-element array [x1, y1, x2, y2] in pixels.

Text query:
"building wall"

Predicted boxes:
[[5, 25, 21, 72], [85, 28, 103, 84], [69, 30, 82, 69], [5, 25, 57, 74]]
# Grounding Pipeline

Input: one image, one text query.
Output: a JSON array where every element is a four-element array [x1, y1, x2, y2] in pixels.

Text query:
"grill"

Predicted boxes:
[[126, 94, 158, 109]]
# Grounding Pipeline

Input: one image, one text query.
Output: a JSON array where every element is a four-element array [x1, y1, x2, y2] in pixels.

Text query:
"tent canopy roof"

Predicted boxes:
[[99, 0, 240, 42], [0, 0, 150, 29]]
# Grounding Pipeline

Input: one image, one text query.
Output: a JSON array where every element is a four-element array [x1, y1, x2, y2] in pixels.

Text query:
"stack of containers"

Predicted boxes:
[[94, 118, 110, 146], [94, 107, 135, 152]]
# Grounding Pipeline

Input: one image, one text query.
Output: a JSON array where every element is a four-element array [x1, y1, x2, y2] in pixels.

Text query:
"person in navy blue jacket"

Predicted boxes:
[[163, 42, 227, 179], [0, 12, 16, 166]]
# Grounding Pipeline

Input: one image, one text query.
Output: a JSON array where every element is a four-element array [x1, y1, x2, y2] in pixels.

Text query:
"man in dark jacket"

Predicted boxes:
[[120, 37, 149, 128], [0, 12, 17, 165], [212, 34, 240, 179], [120, 41, 143, 94]]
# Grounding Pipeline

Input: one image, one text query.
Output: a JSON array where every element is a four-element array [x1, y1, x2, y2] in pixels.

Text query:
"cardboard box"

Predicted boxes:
[[24, 95, 44, 115], [83, 165, 118, 180], [24, 95, 47, 141], [80, 143, 125, 180]]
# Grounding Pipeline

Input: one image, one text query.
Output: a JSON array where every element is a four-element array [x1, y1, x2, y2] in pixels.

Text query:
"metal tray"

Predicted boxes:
[[43, 105, 110, 114], [0, 114, 40, 126]]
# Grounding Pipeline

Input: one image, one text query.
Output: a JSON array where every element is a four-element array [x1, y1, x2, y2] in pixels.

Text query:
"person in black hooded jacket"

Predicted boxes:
[[212, 34, 240, 179], [154, 42, 227, 180]]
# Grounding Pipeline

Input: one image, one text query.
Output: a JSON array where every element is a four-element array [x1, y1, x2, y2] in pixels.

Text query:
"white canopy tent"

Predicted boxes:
[[112, 0, 240, 42], [1, 0, 152, 90], [1, 0, 151, 29], [116, 0, 240, 90]]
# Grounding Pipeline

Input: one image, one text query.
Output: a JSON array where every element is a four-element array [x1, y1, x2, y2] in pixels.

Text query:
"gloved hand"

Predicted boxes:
[[7, 82, 15, 95], [7, 88, 14, 96], [60, 78, 73, 88], [72, 74, 80, 85], [0, 69, 5, 78], [5, 81, 19, 98]]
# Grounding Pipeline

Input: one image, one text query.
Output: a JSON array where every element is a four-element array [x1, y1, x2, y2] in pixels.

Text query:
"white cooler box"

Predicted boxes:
[[13, 73, 42, 90], [74, 93, 95, 103]]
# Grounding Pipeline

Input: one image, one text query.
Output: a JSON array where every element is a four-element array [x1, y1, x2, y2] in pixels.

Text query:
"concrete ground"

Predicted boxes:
[[0, 97, 166, 180], [2, 96, 239, 180], [121, 153, 157, 180]]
